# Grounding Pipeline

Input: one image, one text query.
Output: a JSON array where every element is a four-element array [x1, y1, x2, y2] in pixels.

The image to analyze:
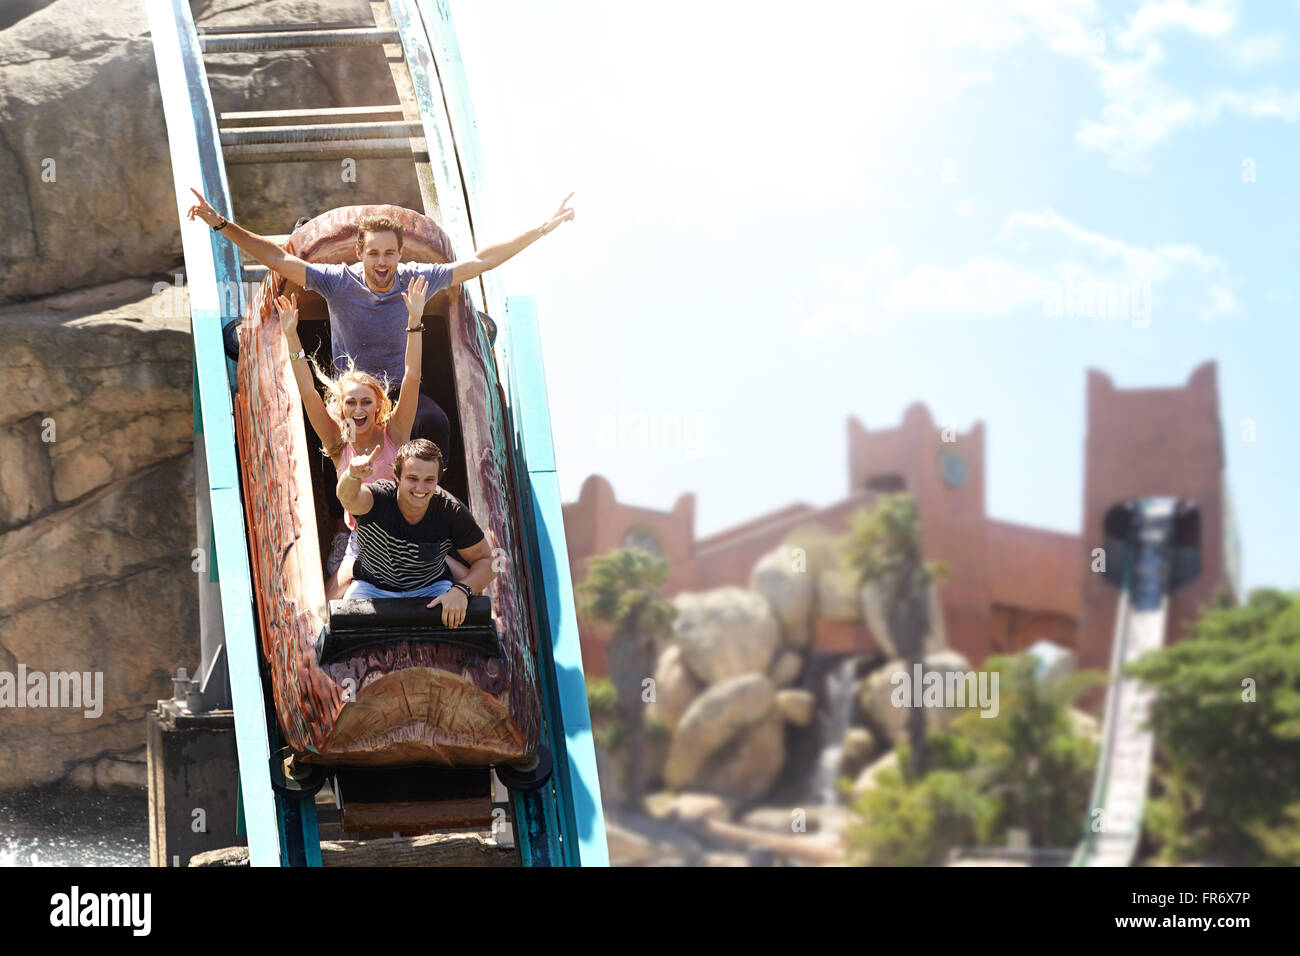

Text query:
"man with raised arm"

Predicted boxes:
[[185, 189, 575, 460], [336, 437, 495, 627]]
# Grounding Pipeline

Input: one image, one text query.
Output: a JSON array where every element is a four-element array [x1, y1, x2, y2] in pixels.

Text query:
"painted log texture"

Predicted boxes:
[[234, 205, 541, 767]]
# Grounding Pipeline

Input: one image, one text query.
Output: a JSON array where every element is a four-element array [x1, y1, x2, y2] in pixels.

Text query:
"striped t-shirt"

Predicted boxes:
[[352, 480, 485, 592]]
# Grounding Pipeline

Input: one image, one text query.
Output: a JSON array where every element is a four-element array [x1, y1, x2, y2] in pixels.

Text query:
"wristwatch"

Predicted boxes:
[[452, 581, 473, 599]]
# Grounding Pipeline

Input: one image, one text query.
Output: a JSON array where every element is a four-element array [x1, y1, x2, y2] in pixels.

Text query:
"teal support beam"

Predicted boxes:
[[147, 0, 282, 866], [505, 295, 609, 866]]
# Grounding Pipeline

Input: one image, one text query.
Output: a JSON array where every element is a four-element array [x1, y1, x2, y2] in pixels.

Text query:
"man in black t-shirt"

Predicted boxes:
[[336, 438, 496, 628]]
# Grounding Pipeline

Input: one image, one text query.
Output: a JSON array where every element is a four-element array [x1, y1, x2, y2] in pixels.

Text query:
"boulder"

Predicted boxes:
[[858, 650, 975, 747], [817, 568, 862, 623], [646, 644, 702, 733], [749, 546, 814, 647], [664, 674, 784, 803], [776, 688, 815, 727], [0, 0, 422, 302], [769, 649, 804, 687], [850, 750, 900, 802], [671, 588, 780, 686], [840, 726, 878, 777], [643, 791, 732, 825]]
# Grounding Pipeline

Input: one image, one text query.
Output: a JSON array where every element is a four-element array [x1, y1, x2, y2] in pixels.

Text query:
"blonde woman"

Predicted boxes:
[[275, 275, 464, 598]]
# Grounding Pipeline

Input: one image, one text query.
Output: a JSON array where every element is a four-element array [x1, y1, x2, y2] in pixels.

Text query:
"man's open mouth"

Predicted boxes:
[[411, 490, 429, 499]]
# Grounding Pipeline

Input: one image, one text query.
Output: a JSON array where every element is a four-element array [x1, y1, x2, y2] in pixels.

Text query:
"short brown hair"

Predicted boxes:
[[355, 214, 404, 251], [393, 438, 444, 480]]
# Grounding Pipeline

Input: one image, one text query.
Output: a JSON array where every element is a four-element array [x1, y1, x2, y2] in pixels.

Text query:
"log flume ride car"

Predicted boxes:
[[233, 204, 542, 770]]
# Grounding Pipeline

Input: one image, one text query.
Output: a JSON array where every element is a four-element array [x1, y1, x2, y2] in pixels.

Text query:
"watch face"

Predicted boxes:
[[940, 451, 968, 488]]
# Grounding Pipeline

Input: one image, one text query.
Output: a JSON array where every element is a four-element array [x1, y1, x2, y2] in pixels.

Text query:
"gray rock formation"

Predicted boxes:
[[646, 643, 701, 733], [749, 545, 813, 647], [0, 280, 197, 790], [671, 587, 780, 686], [0, 0, 422, 302], [858, 650, 976, 747], [664, 674, 784, 804]]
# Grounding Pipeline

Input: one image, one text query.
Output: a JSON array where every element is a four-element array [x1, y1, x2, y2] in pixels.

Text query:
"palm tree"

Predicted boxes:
[[577, 547, 676, 811], [844, 493, 944, 780]]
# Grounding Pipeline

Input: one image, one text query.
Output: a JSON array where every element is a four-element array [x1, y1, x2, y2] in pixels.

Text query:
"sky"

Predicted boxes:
[[448, 0, 1300, 593]]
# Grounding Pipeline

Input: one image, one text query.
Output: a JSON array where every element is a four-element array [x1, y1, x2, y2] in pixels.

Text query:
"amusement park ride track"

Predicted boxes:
[[148, 0, 608, 867]]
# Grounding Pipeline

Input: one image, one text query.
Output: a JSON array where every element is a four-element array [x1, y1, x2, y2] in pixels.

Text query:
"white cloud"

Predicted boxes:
[[796, 209, 1241, 333], [1117, 0, 1239, 50], [927, 0, 1299, 171]]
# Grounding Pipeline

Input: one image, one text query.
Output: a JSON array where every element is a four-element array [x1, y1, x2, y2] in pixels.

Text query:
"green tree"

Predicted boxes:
[[845, 652, 1102, 864], [844, 494, 945, 778], [577, 547, 676, 811], [1128, 588, 1300, 864]]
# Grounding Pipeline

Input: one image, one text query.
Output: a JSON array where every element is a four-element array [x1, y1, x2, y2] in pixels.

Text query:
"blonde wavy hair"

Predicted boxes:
[[308, 354, 395, 459]]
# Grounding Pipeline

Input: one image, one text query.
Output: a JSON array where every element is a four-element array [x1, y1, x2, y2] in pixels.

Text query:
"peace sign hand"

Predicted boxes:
[[540, 192, 575, 235], [347, 443, 378, 480], [186, 187, 223, 228], [275, 293, 299, 335], [402, 274, 429, 320]]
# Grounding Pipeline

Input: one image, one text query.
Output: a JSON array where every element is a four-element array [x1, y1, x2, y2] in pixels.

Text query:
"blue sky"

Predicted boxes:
[[450, 0, 1299, 592]]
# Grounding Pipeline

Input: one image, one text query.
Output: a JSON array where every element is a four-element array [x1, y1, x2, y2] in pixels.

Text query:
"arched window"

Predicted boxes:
[[865, 473, 906, 493], [622, 527, 662, 557]]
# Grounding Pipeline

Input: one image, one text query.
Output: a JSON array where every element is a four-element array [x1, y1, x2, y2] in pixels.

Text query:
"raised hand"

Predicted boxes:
[[186, 187, 223, 228], [402, 274, 429, 320], [274, 293, 299, 335], [347, 442, 378, 480], [426, 586, 467, 627], [540, 192, 575, 235]]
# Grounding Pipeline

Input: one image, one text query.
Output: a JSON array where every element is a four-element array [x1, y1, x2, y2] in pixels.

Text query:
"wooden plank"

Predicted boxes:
[[341, 797, 493, 832], [414, 0, 504, 321], [146, 0, 282, 867], [218, 105, 405, 125], [372, 1, 440, 218], [191, 832, 518, 866]]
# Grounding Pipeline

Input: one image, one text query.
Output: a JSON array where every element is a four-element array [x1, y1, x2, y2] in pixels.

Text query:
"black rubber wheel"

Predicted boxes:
[[495, 746, 553, 792], [269, 746, 327, 800], [222, 318, 241, 361]]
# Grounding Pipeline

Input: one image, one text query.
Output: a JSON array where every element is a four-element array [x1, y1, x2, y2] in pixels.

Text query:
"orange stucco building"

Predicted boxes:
[[564, 363, 1239, 677]]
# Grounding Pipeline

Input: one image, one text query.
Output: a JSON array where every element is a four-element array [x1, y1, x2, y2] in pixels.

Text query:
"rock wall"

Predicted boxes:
[[0, 0, 422, 303], [0, 280, 197, 790]]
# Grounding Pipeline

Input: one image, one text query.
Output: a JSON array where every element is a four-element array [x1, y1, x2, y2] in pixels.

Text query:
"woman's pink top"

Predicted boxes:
[[337, 428, 400, 531]]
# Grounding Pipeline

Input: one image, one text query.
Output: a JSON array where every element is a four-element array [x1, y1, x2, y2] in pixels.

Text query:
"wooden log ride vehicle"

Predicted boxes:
[[232, 205, 542, 773]]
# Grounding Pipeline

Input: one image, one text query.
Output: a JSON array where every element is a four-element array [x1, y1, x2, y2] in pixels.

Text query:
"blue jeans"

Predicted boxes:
[[343, 578, 453, 601]]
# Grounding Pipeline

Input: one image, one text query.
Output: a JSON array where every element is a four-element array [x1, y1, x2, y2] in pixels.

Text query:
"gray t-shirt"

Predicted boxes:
[[303, 260, 454, 384]]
